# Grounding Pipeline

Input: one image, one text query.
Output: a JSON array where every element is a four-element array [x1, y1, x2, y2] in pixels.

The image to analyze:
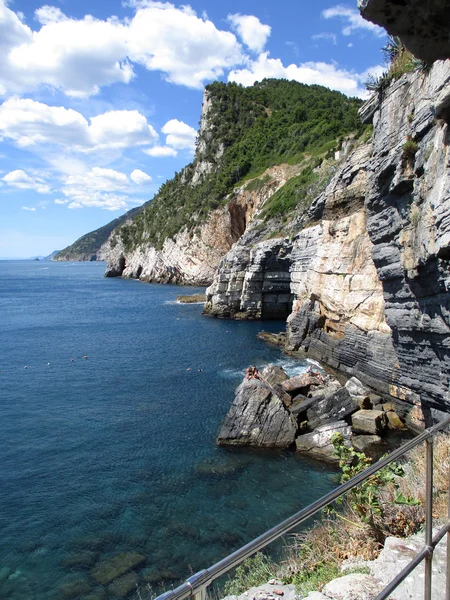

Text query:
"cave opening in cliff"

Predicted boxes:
[[261, 293, 294, 320]]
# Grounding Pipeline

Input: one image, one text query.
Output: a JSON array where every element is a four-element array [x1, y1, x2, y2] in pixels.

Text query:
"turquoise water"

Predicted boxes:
[[0, 261, 336, 600]]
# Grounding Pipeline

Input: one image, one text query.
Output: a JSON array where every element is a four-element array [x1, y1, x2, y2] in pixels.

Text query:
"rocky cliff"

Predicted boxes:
[[102, 164, 300, 284], [206, 59, 450, 418], [100, 79, 362, 283]]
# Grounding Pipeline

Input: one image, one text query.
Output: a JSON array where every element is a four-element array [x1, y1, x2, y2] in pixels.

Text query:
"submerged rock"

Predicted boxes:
[[108, 572, 138, 598], [91, 552, 146, 586]]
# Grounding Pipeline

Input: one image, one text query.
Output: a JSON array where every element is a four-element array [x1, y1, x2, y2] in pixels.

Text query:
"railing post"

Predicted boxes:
[[446, 457, 450, 600], [425, 438, 434, 600]]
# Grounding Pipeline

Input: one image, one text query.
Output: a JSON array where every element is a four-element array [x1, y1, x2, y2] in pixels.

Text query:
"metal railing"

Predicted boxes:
[[156, 415, 450, 600]]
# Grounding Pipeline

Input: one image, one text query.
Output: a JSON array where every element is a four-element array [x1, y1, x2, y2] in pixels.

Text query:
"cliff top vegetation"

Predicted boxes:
[[113, 79, 365, 251]]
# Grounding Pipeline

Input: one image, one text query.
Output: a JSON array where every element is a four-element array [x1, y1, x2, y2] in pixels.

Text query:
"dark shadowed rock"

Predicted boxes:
[[295, 421, 352, 463], [306, 387, 358, 430], [358, 0, 450, 64], [290, 394, 316, 416], [216, 379, 298, 448]]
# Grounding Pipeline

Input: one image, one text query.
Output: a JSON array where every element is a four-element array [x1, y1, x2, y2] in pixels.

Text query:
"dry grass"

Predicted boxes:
[[398, 432, 449, 521], [277, 432, 449, 594]]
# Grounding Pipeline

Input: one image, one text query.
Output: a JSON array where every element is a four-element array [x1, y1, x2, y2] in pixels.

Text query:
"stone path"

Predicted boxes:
[[222, 530, 448, 600]]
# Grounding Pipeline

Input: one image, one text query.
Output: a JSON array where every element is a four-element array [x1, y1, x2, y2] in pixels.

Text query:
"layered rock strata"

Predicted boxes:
[[362, 60, 450, 414], [208, 61, 450, 416]]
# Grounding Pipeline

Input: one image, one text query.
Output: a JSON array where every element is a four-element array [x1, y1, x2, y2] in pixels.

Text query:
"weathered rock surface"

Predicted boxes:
[[369, 531, 448, 600], [323, 573, 381, 600], [221, 531, 447, 600], [363, 60, 450, 414], [216, 378, 297, 449], [261, 365, 289, 387], [358, 0, 450, 64], [295, 421, 352, 463], [352, 410, 387, 435], [208, 60, 450, 416], [352, 434, 383, 455], [306, 387, 358, 430], [345, 377, 370, 399], [204, 236, 294, 319]]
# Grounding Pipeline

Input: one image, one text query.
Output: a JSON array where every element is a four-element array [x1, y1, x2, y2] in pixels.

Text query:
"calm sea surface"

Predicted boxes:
[[0, 261, 336, 600]]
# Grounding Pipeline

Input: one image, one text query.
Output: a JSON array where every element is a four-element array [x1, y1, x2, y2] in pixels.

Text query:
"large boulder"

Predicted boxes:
[[281, 373, 323, 395], [306, 387, 358, 429], [352, 410, 387, 435], [216, 379, 298, 448], [295, 421, 352, 463], [261, 364, 289, 387]]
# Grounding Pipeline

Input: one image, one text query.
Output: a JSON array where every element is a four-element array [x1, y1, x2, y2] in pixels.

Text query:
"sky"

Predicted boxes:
[[0, 0, 387, 258]]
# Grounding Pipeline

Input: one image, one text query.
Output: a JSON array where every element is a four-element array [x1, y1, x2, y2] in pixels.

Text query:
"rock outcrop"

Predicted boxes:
[[358, 0, 450, 64], [217, 366, 416, 460], [216, 377, 298, 449], [362, 60, 450, 415]]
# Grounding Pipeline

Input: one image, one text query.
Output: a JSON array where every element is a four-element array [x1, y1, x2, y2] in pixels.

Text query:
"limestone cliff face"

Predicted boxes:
[[102, 164, 297, 284], [362, 60, 450, 414], [206, 61, 450, 416]]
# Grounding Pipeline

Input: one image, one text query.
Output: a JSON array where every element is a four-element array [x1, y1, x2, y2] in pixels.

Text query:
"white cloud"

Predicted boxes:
[[0, 0, 244, 96], [228, 14, 271, 53], [22, 206, 37, 211], [54, 198, 68, 204], [143, 145, 178, 158], [0, 98, 158, 152], [130, 169, 152, 184], [35, 5, 68, 25], [228, 53, 369, 97], [2, 169, 51, 193], [322, 5, 384, 37], [88, 110, 158, 150], [312, 32, 337, 45], [61, 166, 141, 210], [67, 194, 128, 211], [161, 119, 196, 151], [127, 3, 243, 89]]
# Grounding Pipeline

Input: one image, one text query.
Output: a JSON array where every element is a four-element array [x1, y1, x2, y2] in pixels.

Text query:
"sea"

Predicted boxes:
[[0, 261, 337, 600]]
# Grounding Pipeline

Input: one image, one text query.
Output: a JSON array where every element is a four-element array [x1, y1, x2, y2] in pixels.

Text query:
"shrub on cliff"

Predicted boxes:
[[114, 80, 364, 252]]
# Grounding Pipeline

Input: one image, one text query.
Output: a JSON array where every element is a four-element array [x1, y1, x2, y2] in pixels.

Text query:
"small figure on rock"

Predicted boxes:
[[246, 366, 260, 380], [307, 363, 324, 383]]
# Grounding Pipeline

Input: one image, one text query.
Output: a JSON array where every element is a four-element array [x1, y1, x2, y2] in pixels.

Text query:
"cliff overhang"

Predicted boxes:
[[358, 0, 450, 64]]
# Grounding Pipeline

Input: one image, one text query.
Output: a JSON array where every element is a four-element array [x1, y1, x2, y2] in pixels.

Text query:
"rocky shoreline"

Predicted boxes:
[[216, 362, 418, 462]]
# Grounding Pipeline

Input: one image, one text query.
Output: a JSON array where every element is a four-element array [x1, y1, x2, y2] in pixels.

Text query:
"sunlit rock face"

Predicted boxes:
[[358, 0, 450, 64]]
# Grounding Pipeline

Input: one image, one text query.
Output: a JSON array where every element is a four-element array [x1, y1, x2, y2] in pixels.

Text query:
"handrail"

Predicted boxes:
[[155, 415, 450, 600]]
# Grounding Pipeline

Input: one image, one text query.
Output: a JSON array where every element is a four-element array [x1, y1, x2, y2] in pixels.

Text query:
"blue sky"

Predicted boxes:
[[0, 0, 386, 257]]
